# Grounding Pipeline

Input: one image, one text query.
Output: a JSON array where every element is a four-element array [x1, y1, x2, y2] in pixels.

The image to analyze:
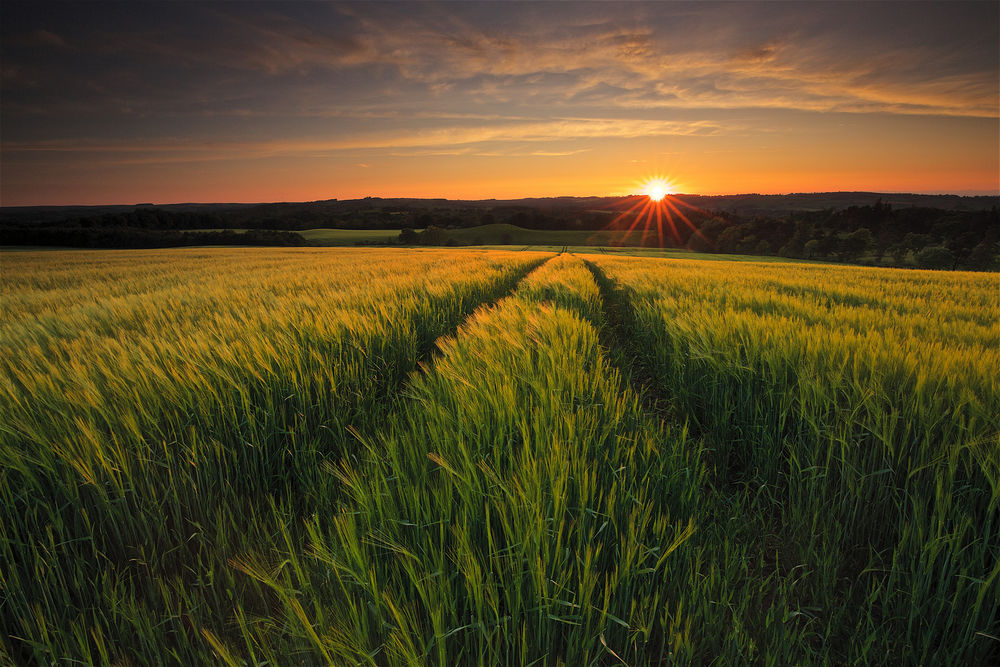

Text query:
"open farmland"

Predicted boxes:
[[1, 247, 998, 665], [234, 224, 716, 249]]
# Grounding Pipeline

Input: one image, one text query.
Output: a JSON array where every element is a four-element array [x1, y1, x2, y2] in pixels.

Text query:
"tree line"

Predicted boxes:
[[0, 204, 613, 233], [0, 226, 308, 249], [2, 198, 997, 269], [686, 201, 998, 270]]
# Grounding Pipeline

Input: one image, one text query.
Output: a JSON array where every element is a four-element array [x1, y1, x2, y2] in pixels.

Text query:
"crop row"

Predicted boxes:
[[1, 247, 548, 664], [584, 254, 1000, 664], [220, 254, 708, 664], [209, 254, 884, 665]]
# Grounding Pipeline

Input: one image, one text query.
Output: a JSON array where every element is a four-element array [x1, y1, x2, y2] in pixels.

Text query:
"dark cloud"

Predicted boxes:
[[25, 28, 69, 48], [3, 1, 997, 122], [736, 43, 781, 65]]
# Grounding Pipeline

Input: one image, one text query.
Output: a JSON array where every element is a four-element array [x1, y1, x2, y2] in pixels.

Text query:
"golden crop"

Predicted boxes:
[[1, 247, 996, 665]]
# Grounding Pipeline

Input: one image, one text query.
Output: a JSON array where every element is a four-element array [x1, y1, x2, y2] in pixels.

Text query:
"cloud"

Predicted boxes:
[[302, 3, 996, 118], [736, 43, 781, 65], [27, 29, 68, 48], [2, 118, 724, 165], [4, 1, 995, 124], [1, 0, 996, 207], [83, 6, 375, 75], [529, 148, 592, 157]]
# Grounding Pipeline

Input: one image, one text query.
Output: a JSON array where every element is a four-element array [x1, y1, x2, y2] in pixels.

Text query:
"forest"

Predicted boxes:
[[683, 201, 999, 270]]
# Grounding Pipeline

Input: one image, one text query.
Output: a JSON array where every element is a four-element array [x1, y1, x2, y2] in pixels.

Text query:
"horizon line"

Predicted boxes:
[[4, 189, 999, 209]]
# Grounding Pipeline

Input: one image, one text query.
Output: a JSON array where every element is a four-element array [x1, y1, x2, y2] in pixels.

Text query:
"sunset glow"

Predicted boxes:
[[608, 180, 704, 249], [1, 2, 997, 205], [642, 178, 675, 201]]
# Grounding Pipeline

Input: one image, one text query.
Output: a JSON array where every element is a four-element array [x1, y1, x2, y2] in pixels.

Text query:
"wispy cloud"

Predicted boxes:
[[2, 118, 723, 165]]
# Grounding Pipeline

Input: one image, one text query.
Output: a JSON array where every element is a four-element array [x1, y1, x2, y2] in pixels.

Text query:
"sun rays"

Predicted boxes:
[[642, 177, 673, 201], [602, 176, 705, 248]]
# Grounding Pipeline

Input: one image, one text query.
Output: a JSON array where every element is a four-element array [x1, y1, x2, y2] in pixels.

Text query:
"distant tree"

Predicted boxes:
[[964, 241, 998, 271], [420, 225, 448, 245], [688, 217, 727, 252], [778, 228, 808, 258], [914, 245, 954, 270], [398, 228, 419, 244], [737, 233, 758, 254], [777, 242, 797, 258], [839, 227, 874, 261], [902, 232, 933, 252], [804, 239, 821, 259], [887, 243, 908, 265], [716, 226, 744, 253], [687, 231, 712, 252], [636, 230, 655, 248]]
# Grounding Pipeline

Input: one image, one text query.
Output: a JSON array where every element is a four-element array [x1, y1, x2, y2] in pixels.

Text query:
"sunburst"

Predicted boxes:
[[642, 177, 673, 201], [598, 175, 707, 249]]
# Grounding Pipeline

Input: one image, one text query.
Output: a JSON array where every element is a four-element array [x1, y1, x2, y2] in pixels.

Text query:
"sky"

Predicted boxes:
[[1, 1, 998, 206]]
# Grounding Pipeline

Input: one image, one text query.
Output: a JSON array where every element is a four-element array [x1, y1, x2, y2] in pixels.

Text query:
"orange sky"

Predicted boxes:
[[2, 2, 998, 205]]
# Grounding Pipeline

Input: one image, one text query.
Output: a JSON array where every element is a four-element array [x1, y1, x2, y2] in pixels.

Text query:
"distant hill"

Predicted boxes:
[[3, 191, 997, 226], [676, 192, 999, 216]]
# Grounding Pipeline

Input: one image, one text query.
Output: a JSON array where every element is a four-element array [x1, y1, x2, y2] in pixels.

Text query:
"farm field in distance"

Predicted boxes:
[[201, 224, 712, 249], [1, 246, 998, 665]]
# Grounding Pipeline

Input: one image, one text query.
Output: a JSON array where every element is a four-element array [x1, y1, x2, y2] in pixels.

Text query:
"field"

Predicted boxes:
[[295, 228, 405, 246], [299, 224, 682, 248], [1, 247, 998, 665]]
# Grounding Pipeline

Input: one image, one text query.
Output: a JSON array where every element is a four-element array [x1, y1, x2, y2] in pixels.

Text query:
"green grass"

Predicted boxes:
[[195, 224, 607, 247], [1, 247, 997, 664], [444, 223, 659, 247], [185, 228, 402, 245], [297, 228, 404, 245], [296, 223, 717, 250], [188, 224, 820, 265]]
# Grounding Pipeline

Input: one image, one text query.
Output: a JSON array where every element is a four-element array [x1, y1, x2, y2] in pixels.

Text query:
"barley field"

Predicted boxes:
[[1, 247, 997, 665]]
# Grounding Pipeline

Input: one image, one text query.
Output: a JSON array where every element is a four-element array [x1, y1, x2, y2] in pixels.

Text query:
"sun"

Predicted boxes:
[[642, 177, 674, 201], [603, 174, 703, 250]]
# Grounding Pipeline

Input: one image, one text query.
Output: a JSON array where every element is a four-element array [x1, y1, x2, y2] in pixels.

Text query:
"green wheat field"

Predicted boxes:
[[2, 247, 998, 665]]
